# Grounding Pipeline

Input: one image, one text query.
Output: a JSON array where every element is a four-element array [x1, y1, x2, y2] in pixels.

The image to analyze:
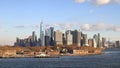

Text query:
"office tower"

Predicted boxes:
[[40, 21, 45, 46], [50, 27, 54, 40], [45, 36, 50, 46], [83, 34, 88, 46], [54, 30, 63, 45], [27, 36, 32, 46], [41, 31, 45, 46], [32, 31, 35, 42], [50, 27, 54, 46], [31, 31, 37, 46], [71, 30, 81, 46], [93, 33, 101, 48], [88, 39, 93, 47], [98, 33, 101, 48], [93, 38, 97, 48], [116, 40, 120, 47], [81, 32, 84, 46], [45, 29, 50, 36], [62, 33, 67, 45], [66, 30, 73, 45], [14, 37, 20, 46], [45, 27, 55, 46], [45, 29, 50, 46], [93, 34, 99, 47], [14, 32, 38, 47], [102, 37, 106, 47], [37, 38, 41, 46]]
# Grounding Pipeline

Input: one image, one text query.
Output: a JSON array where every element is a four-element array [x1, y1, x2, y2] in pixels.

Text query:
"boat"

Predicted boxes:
[[34, 53, 59, 58]]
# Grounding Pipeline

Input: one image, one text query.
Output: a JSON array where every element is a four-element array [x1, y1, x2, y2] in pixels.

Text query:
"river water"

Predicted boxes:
[[0, 48, 120, 68]]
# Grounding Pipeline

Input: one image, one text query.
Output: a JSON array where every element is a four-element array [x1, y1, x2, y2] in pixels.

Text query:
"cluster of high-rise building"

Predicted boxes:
[[14, 22, 108, 48], [115, 40, 120, 48]]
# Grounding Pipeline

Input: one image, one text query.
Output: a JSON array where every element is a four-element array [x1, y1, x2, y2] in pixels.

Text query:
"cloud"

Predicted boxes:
[[15, 24, 40, 29], [91, 0, 111, 6], [30, 25, 39, 29], [74, 0, 120, 6], [80, 23, 120, 32], [15, 25, 25, 28], [106, 25, 120, 32], [92, 23, 106, 30], [81, 24, 91, 30], [44, 23, 79, 30], [115, 0, 120, 3], [113, 26, 120, 31], [81, 23, 106, 31], [74, 0, 85, 3], [14, 23, 120, 32]]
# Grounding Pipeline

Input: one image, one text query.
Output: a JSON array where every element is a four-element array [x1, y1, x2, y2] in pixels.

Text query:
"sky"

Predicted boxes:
[[0, 0, 120, 45]]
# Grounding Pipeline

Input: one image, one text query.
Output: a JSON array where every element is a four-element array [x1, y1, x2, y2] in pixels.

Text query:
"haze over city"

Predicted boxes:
[[0, 0, 120, 45]]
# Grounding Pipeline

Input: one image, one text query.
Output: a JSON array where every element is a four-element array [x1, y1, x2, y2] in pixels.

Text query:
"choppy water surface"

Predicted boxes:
[[0, 48, 120, 68]]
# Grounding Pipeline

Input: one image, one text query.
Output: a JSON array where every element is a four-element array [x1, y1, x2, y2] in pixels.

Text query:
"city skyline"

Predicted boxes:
[[14, 28, 103, 48], [0, 0, 120, 45]]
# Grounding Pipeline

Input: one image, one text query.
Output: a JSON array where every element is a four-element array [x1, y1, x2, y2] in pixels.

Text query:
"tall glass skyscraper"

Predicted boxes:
[[40, 21, 45, 46]]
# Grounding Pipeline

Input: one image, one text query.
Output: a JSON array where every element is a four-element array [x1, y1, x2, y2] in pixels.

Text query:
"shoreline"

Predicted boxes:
[[0, 52, 104, 58], [0, 46, 104, 58]]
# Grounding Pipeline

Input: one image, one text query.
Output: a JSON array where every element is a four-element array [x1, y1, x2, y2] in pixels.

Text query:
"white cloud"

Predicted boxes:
[[91, 0, 111, 6], [114, 26, 120, 31], [74, 0, 120, 6], [15, 25, 39, 29], [74, 0, 85, 3], [92, 23, 106, 30], [16, 23, 120, 32], [81, 23, 106, 31], [80, 23, 120, 32], [81, 24, 91, 30]]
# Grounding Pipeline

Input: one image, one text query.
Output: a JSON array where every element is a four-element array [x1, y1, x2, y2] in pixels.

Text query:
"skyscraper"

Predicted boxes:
[[71, 30, 81, 46], [66, 30, 73, 45], [45, 27, 55, 46], [54, 30, 63, 45], [115, 40, 120, 47], [45, 36, 50, 46], [98, 33, 101, 48], [40, 21, 45, 46], [32, 31, 35, 42], [45, 29, 50, 46], [83, 34, 88, 46], [31, 31, 37, 46], [93, 38, 97, 48], [50, 27, 54, 46], [50, 27, 54, 40], [93, 34, 98, 47], [88, 39, 93, 46], [93, 33, 101, 48], [102, 37, 106, 47], [62, 33, 67, 45]]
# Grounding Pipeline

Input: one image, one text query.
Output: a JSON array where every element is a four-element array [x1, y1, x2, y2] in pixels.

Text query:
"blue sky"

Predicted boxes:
[[0, 0, 120, 45]]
